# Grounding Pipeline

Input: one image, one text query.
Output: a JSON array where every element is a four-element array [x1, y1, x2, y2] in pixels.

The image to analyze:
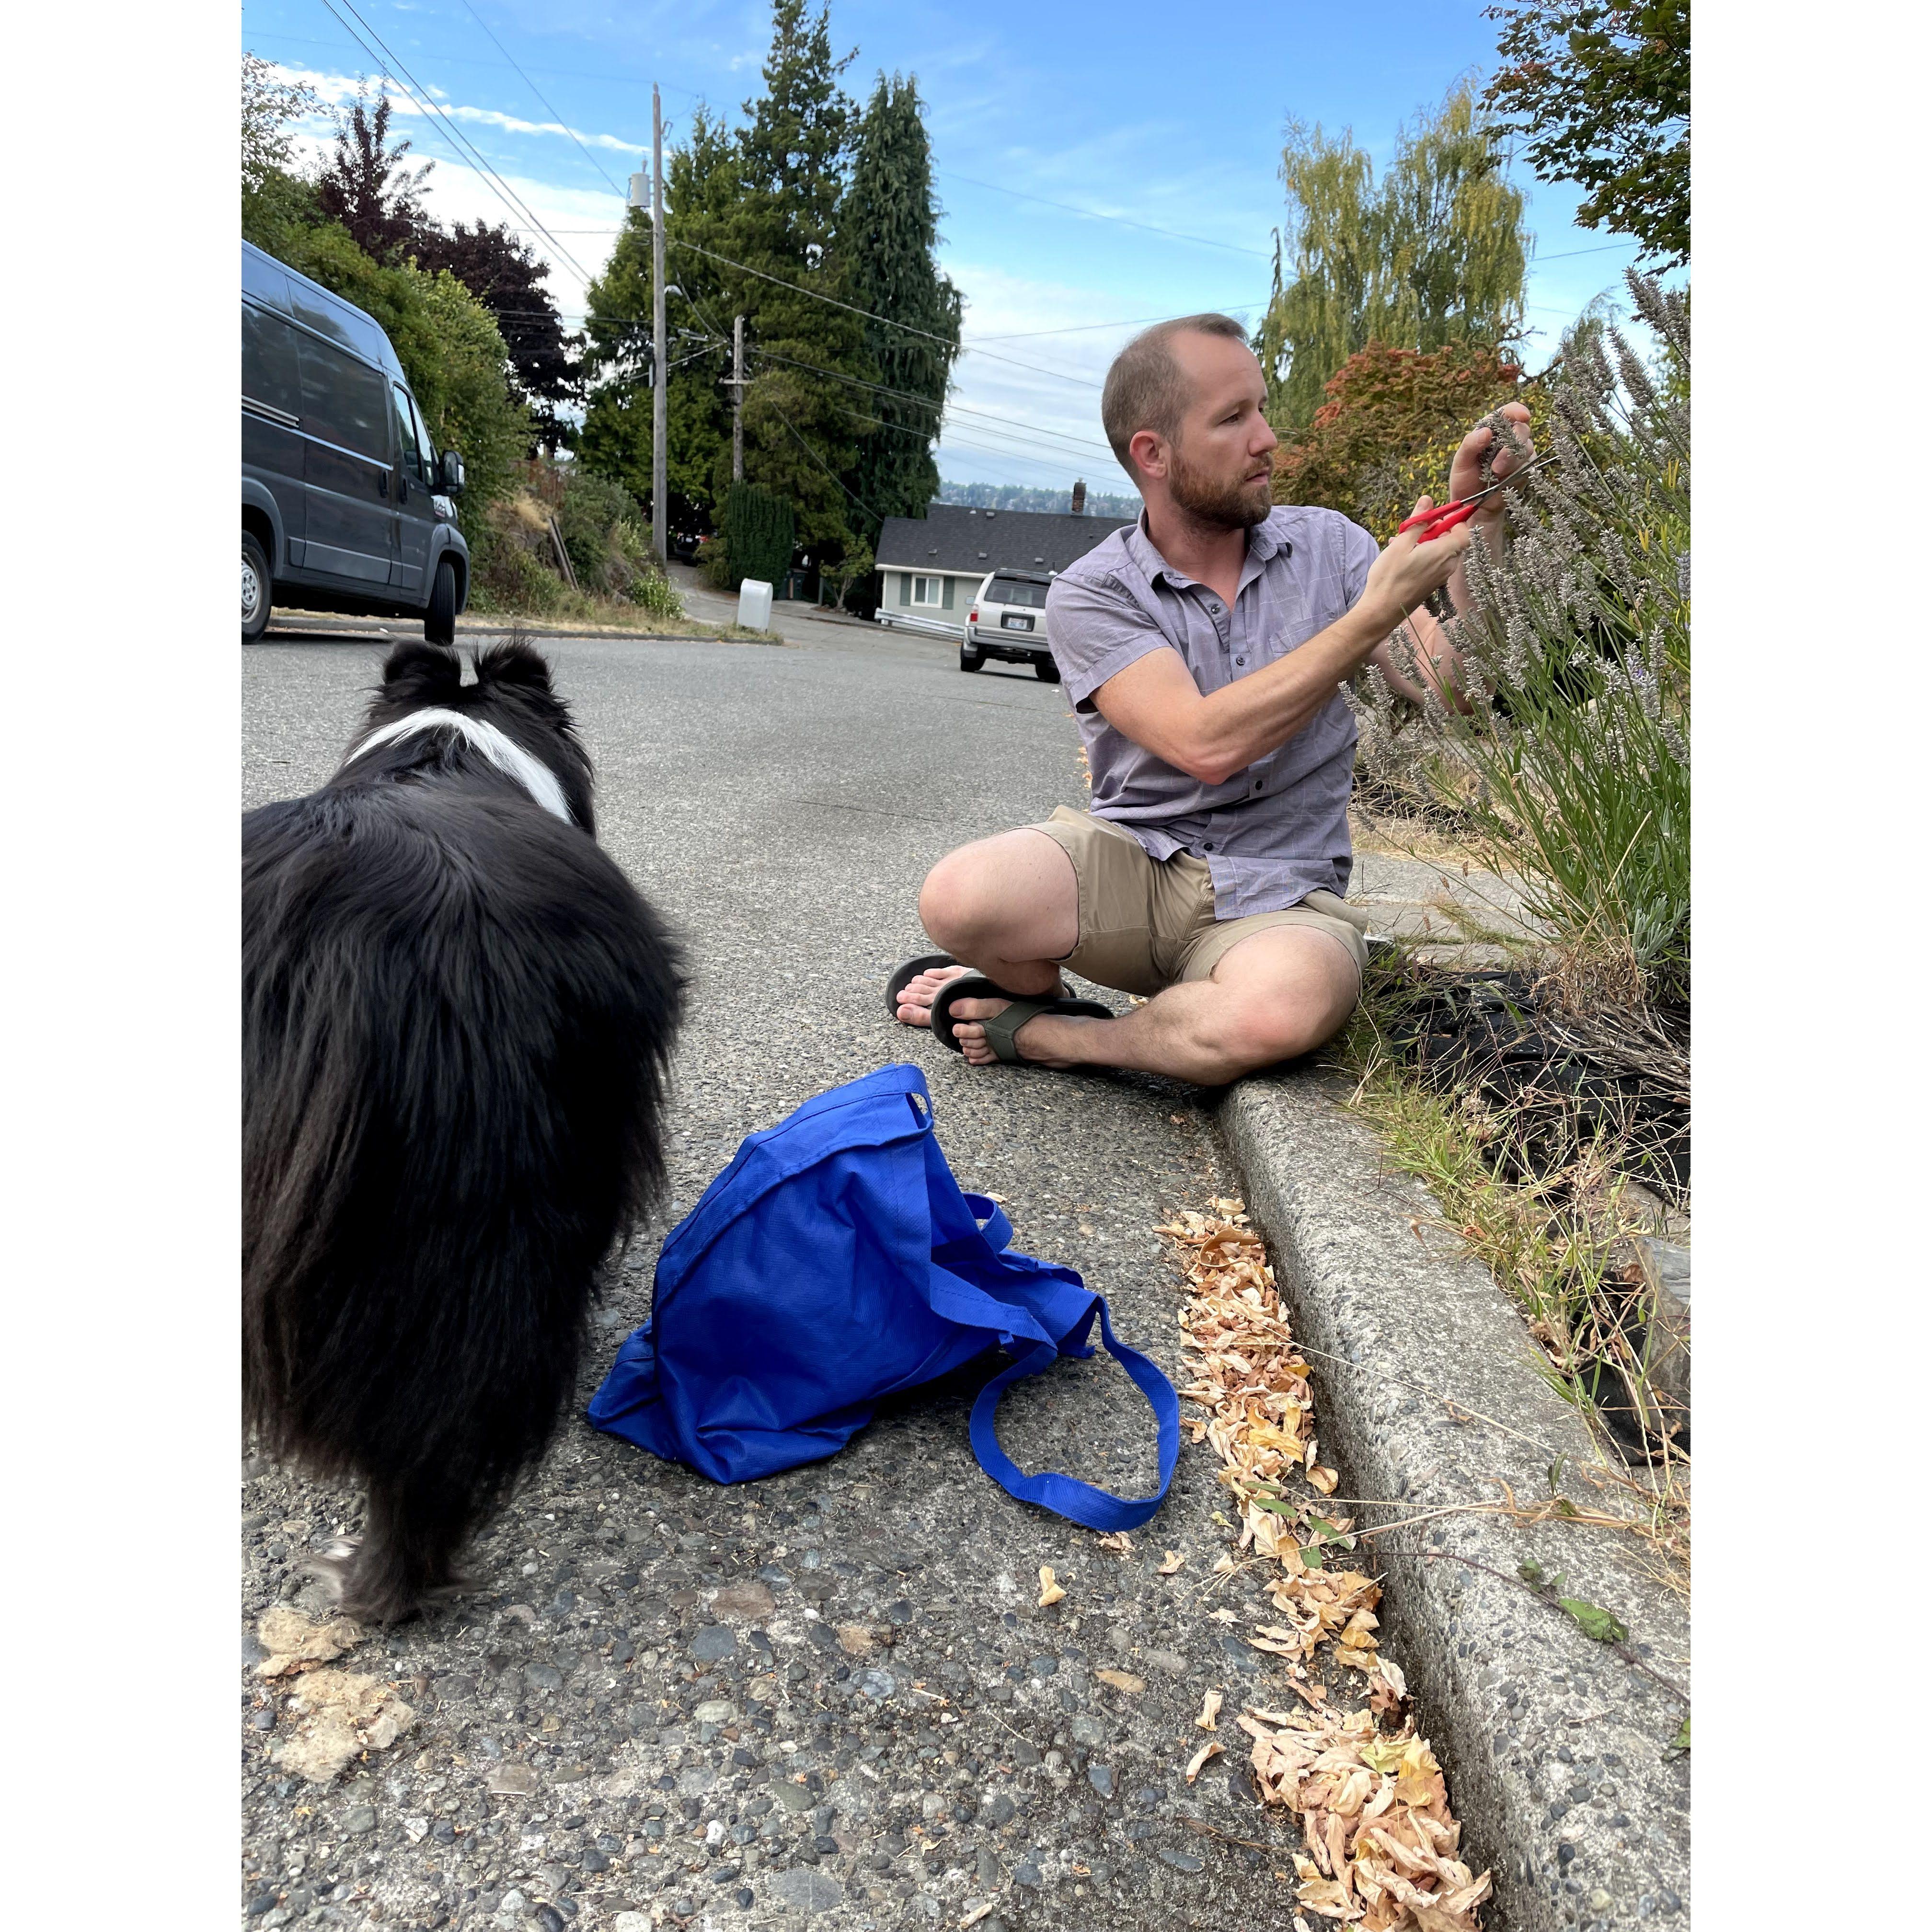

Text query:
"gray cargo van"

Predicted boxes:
[[242, 240, 471, 644]]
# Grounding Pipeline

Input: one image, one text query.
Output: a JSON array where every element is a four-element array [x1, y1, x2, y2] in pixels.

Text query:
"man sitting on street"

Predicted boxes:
[[890, 311, 1532, 1084]]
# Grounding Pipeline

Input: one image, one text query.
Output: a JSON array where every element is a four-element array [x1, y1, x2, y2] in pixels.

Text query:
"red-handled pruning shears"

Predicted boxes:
[[1398, 454, 1558, 543]]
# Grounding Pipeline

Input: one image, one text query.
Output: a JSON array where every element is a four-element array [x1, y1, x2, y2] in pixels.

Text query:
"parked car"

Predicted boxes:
[[961, 568, 1060, 681], [242, 240, 470, 644]]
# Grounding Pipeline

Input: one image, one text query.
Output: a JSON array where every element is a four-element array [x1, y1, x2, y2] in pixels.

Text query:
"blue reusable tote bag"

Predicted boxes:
[[587, 1063, 1179, 1532]]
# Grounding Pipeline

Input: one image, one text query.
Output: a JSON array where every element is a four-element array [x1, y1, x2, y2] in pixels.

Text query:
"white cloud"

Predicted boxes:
[[267, 61, 643, 158]]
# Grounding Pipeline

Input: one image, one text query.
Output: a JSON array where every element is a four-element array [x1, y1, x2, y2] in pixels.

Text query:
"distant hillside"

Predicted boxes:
[[934, 479, 1139, 519]]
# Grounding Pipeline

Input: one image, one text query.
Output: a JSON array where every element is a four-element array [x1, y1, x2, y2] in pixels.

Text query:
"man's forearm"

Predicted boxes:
[[1182, 596, 1396, 782]]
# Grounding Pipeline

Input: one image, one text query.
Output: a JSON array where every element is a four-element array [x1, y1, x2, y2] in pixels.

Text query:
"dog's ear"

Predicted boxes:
[[473, 639, 556, 694], [380, 640, 464, 702]]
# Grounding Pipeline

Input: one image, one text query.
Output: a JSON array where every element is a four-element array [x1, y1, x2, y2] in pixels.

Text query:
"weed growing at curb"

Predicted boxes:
[[1329, 977, 1690, 1588]]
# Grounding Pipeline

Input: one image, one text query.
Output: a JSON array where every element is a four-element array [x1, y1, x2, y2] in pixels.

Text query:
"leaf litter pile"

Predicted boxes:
[[1155, 1199, 1492, 1931]]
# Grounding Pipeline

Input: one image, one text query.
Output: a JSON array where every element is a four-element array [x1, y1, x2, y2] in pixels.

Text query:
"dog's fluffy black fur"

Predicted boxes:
[[243, 638, 683, 1622]]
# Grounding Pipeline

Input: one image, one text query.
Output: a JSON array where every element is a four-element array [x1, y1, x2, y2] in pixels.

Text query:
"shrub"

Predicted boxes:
[[1353, 271, 1690, 1014], [555, 469, 641, 591], [718, 483, 795, 592], [1273, 339, 1527, 540]]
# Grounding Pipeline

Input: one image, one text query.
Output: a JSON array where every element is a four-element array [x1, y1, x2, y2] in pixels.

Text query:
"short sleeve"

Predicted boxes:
[[1045, 570, 1177, 711], [1339, 516, 1380, 612]]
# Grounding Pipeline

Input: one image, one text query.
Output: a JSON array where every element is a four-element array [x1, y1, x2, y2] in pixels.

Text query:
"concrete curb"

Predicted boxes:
[[1217, 1066, 1689, 1932]]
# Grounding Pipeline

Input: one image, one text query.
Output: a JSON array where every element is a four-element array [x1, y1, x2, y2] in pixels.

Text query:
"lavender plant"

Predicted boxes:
[[1354, 269, 1689, 1015]]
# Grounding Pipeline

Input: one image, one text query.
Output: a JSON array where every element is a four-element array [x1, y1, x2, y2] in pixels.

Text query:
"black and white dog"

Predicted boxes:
[[243, 638, 683, 1622]]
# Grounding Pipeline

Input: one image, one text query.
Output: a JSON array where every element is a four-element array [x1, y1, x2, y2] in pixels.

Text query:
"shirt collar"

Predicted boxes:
[[1129, 506, 1290, 590]]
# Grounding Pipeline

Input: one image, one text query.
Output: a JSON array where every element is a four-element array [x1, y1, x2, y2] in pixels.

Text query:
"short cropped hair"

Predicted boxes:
[[1101, 313, 1252, 471]]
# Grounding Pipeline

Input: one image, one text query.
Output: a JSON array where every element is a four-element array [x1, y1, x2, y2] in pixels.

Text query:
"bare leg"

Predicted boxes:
[[893, 829, 1080, 1026], [947, 925, 1360, 1082]]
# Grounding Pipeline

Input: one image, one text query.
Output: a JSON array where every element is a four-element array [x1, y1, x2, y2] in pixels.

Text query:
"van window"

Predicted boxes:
[[288, 282, 391, 370], [242, 247, 290, 311], [392, 383, 428, 482], [407, 391, 437, 471], [297, 334, 392, 463], [988, 577, 1047, 609], [243, 302, 304, 418]]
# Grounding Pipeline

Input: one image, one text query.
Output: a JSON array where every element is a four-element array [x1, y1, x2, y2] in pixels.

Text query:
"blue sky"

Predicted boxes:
[[244, 0, 1648, 497]]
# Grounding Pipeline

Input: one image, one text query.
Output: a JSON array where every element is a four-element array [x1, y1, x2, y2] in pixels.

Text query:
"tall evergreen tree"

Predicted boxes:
[[840, 72, 961, 532], [579, 2, 868, 558], [1255, 80, 1528, 431]]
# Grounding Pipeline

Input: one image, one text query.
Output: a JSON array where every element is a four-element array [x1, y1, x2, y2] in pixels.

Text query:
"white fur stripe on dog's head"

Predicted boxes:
[[344, 708, 575, 824]]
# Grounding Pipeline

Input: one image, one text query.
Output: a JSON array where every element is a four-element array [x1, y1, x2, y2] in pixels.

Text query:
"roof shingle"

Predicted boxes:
[[876, 503, 1136, 576]]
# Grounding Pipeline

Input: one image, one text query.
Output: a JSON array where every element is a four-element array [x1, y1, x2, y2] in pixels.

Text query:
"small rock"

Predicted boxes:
[[487, 1763, 540, 1796], [1013, 1862, 1043, 1887], [402, 1817, 429, 1844], [1158, 1849, 1204, 1874], [500, 1889, 528, 1914], [713, 1581, 776, 1619], [343, 1804, 377, 1835], [525, 1663, 564, 1692], [691, 1625, 737, 1663], [612, 1917, 652, 1932], [770, 1866, 843, 1915], [693, 1699, 736, 1724], [1027, 1655, 1059, 1677], [857, 1667, 897, 1700], [1087, 1765, 1116, 1799], [1142, 1650, 1187, 1676], [983, 1793, 1016, 1827], [534, 1908, 565, 1932]]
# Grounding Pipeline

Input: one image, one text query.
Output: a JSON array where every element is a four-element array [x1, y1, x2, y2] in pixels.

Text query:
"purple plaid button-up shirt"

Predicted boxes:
[[1044, 506, 1380, 919]]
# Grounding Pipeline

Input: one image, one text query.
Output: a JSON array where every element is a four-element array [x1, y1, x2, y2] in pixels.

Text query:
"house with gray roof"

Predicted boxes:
[[874, 503, 1135, 634]]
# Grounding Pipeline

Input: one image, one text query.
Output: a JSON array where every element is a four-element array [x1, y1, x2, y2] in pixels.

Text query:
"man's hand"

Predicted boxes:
[[1357, 497, 1474, 634], [1449, 400, 1534, 554]]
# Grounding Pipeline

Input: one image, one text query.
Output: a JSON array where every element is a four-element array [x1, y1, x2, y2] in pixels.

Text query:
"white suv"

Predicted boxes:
[[962, 569, 1060, 681]]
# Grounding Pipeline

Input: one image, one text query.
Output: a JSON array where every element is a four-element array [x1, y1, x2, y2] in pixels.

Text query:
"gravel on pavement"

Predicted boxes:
[[240, 624, 1374, 1932]]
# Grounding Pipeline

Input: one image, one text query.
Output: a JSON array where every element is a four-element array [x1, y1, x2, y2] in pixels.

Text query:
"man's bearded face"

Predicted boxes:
[[1167, 430, 1275, 530]]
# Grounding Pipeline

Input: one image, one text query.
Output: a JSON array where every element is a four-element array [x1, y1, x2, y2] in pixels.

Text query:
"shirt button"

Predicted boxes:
[[1235, 656, 1246, 667], [1202, 842, 1215, 852]]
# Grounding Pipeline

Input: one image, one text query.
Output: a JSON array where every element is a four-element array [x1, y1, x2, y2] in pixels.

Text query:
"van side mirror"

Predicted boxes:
[[440, 449, 466, 494]]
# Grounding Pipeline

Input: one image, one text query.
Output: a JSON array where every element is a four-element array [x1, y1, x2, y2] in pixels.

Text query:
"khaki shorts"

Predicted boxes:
[[1028, 806, 1370, 998]]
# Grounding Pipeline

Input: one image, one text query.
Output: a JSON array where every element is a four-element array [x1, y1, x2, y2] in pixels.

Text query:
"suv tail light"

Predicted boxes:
[[968, 607, 978, 623]]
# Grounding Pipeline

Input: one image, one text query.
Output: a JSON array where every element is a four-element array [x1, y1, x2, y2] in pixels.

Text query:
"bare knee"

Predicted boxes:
[[1202, 975, 1357, 1077], [918, 848, 988, 952]]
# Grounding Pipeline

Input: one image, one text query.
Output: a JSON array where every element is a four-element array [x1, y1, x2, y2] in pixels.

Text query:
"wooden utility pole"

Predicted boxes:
[[731, 315, 745, 482], [651, 83, 667, 562]]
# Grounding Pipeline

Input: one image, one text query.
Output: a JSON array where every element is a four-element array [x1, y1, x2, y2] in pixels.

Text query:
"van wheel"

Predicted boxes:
[[242, 531, 272, 644], [1034, 656, 1061, 683], [425, 555, 458, 645], [959, 643, 985, 673]]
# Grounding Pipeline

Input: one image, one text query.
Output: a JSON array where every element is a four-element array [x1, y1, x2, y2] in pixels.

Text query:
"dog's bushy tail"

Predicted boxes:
[[242, 783, 682, 1616]]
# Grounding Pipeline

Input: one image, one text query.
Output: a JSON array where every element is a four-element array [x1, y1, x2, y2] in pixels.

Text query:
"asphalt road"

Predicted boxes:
[[239, 623, 1320, 1932]]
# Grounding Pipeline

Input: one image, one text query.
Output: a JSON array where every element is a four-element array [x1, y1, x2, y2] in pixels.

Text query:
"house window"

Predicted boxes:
[[912, 575, 943, 607]]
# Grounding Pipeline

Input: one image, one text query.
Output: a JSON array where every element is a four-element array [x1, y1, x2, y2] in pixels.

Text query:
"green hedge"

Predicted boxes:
[[719, 483, 795, 592]]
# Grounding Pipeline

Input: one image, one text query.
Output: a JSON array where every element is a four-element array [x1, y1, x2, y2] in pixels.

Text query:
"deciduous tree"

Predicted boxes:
[[1482, 0, 1689, 267], [1255, 80, 1527, 431]]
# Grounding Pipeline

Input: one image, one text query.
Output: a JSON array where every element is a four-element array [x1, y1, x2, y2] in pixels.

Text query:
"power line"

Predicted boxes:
[[764, 401, 882, 524], [964, 302, 1265, 343], [936, 167, 1273, 261], [454, 0, 628, 198], [827, 401, 1124, 474], [667, 238, 1103, 391], [317, 0, 595, 288], [748, 346, 1117, 458]]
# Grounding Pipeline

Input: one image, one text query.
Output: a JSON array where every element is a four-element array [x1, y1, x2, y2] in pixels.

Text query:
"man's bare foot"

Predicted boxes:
[[948, 997, 1095, 1069], [893, 962, 974, 1027]]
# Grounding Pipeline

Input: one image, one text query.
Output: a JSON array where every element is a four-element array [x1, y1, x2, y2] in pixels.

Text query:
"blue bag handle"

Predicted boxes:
[[967, 1299, 1180, 1532]]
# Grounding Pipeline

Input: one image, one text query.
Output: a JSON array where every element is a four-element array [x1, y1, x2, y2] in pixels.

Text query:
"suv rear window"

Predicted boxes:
[[988, 577, 1047, 609]]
